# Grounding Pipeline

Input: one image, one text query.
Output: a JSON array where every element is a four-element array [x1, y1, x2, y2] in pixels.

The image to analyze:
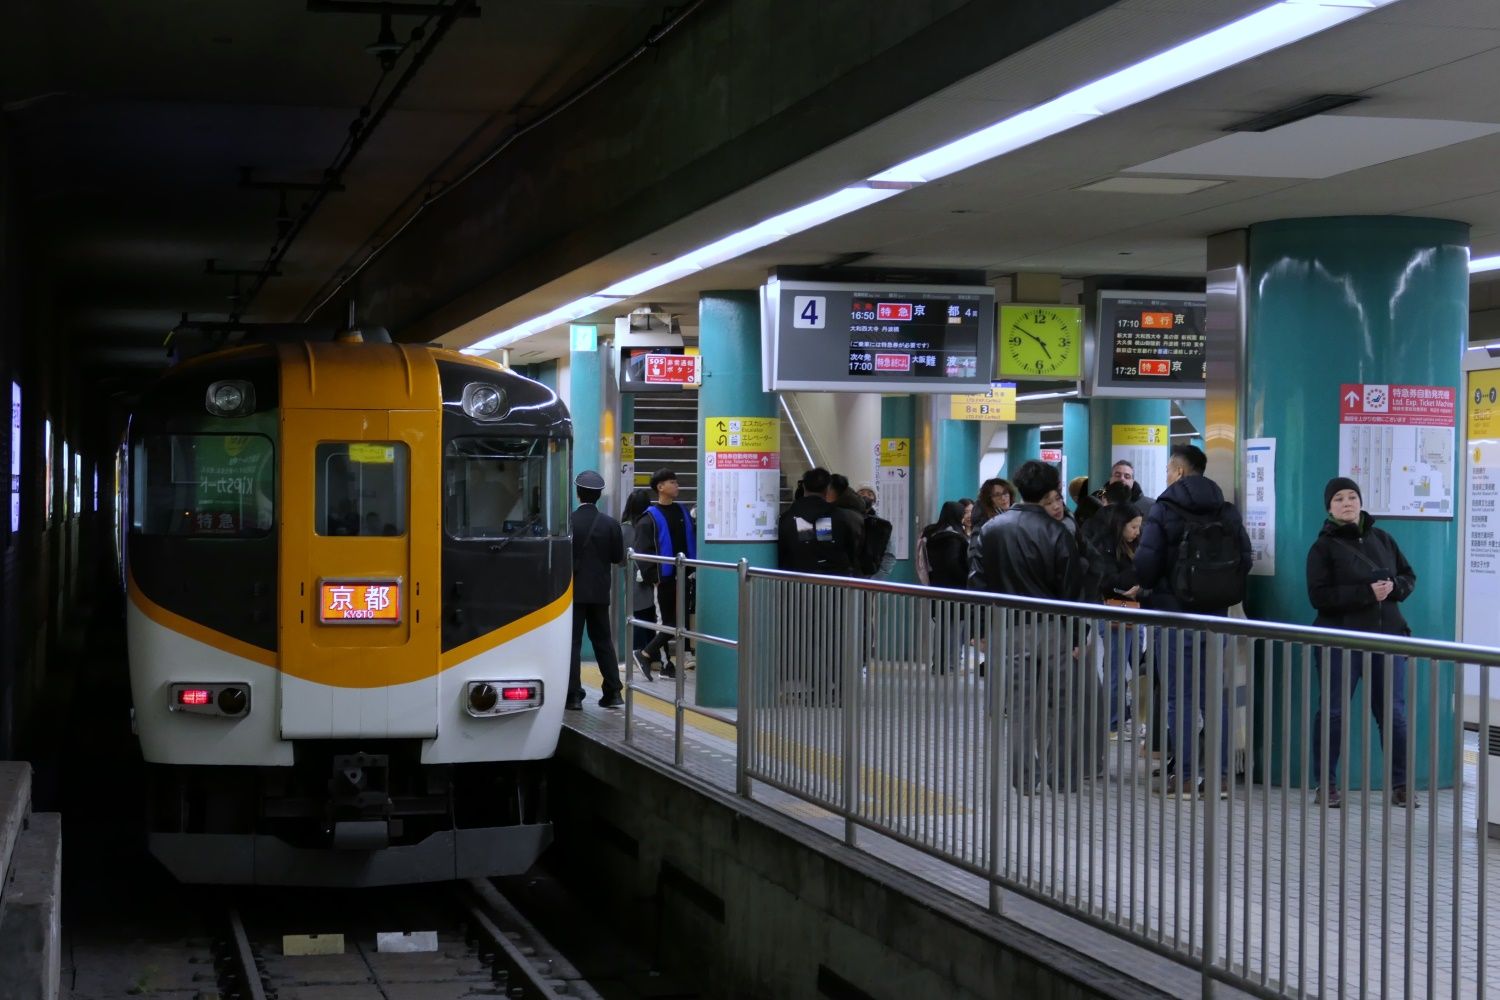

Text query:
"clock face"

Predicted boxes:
[[998, 304, 1083, 379]]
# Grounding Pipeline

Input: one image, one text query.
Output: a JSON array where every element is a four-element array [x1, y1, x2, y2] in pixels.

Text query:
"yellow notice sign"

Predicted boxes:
[[1111, 424, 1169, 447], [704, 416, 778, 453], [949, 384, 1017, 422], [878, 438, 910, 468], [621, 433, 636, 463], [1469, 369, 1500, 440], [348, 443, 396, 464]]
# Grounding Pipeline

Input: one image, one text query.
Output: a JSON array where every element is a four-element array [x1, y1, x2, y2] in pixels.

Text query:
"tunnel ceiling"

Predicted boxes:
[[0, 0, 682, 381]]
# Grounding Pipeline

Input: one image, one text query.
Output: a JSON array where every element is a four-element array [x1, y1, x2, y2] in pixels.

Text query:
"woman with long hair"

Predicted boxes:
[[972, 477, 1013, 531], [1082, 504, 1146, 738]]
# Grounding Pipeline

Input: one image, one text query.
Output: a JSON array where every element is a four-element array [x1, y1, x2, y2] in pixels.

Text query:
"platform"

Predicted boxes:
[[575, 659, 1498, 999]]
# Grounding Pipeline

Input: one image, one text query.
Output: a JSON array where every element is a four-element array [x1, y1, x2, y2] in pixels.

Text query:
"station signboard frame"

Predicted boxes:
[[761, 278, 996, 393]]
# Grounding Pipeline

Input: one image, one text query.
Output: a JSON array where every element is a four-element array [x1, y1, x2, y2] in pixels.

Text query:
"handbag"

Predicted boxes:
[[1104, 597, 1141, 609]]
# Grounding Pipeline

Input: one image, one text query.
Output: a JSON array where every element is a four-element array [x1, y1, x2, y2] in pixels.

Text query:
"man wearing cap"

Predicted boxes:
[[632, 468, 696, 679], [568, 469, 625, 709]]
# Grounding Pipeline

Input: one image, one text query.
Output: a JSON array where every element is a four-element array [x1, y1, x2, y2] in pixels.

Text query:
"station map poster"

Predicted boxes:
[[1244, 438, 1276, 577], [874, 438, 911, 560], [761, 279, 996, 393], [1090, 291, 1207, 399], [1110, 424, 1169, 500], [1463, 369, 1500, 654], [1337, 383, 1455, 518], [702, 416, 780, 542]]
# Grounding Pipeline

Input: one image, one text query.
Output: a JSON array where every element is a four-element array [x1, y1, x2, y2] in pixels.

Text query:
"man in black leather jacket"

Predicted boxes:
[[970, 460, 1088, 791]]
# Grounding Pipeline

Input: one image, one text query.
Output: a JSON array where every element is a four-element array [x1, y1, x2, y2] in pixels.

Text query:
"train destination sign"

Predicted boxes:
[[762, 279, 995, 393], [320, 580, 402, 624], [1091, 290, 1207, 399]]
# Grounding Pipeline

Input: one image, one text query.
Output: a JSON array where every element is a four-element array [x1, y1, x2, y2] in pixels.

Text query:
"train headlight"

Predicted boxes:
[[461, 383, 505, 420], [169, 682, 250, 718], [466, 680, 542, 717], [205, 380, 256, 417]]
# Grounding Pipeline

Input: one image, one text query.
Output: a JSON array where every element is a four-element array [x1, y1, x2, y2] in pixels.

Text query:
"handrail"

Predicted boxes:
[[743, 564, 1500, 665]]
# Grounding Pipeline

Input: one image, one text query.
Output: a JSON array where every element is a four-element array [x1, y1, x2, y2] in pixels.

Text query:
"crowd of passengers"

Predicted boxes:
[[773, 445, 1419, 810]]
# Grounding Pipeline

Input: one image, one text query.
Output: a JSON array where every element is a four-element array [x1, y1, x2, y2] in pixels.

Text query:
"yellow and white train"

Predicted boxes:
[[123, 336, 572, 885]]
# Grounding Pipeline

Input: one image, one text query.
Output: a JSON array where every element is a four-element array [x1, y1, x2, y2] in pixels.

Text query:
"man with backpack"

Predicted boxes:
[[1134, 444, 1253, 798], [778, 468, 863, 575]]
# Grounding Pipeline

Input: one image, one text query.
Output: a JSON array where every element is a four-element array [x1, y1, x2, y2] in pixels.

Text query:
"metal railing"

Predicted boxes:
[[617, 555, 1500, 999]]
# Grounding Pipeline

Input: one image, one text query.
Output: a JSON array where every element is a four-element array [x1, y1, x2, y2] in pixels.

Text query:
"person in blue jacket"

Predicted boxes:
[[1134, 445, 1252, 799], [632, 468, 696, 680]]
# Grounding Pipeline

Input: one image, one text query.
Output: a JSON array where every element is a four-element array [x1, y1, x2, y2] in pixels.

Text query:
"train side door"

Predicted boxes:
[[278, 408, 441, 739]]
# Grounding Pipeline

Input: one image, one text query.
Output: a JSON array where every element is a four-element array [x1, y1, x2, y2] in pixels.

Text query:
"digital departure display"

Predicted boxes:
[[763, 279, 995, 393], [846, 293, 983, 379], [1091, 291, 1207, 399]]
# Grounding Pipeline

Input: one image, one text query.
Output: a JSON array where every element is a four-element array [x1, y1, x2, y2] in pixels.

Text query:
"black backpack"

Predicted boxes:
[[1163, 501, 1245, 610], [858, 514, 894, 576]]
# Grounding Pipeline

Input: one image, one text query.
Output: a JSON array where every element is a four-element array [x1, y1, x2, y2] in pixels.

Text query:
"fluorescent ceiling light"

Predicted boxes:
[[1471, 254, 1500, 274], [1015, 389, 1080, 402], [467, 0, 1397, 355]]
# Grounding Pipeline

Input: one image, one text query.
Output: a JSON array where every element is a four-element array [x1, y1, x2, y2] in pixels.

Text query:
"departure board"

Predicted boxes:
[[1091, 291, 1207, 399], [762, 279, 994, 393]]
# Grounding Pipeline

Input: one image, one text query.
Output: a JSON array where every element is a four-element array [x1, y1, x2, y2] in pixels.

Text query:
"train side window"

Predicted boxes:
[[130, 434, 275, 537], [314, 442, 409, 537], [444, 436, 569, 540]]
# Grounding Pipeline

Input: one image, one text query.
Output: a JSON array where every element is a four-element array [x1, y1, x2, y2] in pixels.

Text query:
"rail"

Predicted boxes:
[[617, 556, 1499, 999]]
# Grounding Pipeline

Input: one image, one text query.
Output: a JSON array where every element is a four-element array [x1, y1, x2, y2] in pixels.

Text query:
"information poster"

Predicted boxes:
[[949, 383, 1017, 421], [874, 438, 911, 560], [1244, 438, 1276, 577], [1463, 369, 1500, 652], [702, 416, 780, 541], [1110, 424, 1169, 500], [1337, 384, 1455, 517], [619, 433, 636, 498]]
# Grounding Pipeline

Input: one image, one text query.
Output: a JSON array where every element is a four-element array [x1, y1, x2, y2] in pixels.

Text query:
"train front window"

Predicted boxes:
[[444, 436, 569, 540], [314, 442, 409, 537], [131, 434, 275, 537]]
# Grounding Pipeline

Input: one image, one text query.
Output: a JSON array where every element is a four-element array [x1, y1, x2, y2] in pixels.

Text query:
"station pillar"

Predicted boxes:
[[694, 291, 776, 708], [1062, 400, 1090, 503], [1087, 398, 1172, 494], [1235, 217, 1467, 788], [936, 416, 979, 508], [881, 396, 917, 584], [1005, 424, 1039, 475]]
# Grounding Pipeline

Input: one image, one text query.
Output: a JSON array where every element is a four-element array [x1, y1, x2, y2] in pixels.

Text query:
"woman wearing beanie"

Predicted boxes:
[[1305, 476, 1418, 809]]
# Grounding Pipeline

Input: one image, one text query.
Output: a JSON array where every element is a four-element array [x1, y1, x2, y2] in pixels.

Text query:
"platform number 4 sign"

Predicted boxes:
[[792, 295, 826, 329]]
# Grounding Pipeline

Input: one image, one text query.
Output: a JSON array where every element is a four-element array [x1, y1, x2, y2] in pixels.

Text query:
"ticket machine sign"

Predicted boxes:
[[319, 580, 402, 623]]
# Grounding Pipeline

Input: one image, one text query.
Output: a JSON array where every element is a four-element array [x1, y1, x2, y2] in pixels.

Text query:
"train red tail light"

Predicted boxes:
[[465, 680, 543, 717], [169, 683, 250, 718]]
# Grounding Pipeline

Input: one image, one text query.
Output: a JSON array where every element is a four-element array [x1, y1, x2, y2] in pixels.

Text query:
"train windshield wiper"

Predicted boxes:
[[487, 514, 543, 554]]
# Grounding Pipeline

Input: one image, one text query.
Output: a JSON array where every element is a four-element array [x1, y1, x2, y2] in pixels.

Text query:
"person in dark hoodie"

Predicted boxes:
[[1135, 444, 1252, 798], [1306, 477, 1417, 809]]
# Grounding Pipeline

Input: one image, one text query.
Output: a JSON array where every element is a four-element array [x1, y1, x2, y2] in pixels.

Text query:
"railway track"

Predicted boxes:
[[216, 878, 603, 999]]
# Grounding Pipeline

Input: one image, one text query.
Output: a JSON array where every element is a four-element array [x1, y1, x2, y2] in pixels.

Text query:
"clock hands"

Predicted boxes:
[[1012, 323, 1052, 360]]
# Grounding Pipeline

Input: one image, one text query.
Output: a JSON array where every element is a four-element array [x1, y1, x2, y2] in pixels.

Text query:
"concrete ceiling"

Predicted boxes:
[[1, 0, 675, 379], [9, 0, 1500, 381], [443, 0, 1500, 361]]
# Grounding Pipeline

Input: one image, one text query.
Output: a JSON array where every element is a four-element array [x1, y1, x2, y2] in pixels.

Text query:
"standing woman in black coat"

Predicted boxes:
[[1306, 477, 1417, 809]]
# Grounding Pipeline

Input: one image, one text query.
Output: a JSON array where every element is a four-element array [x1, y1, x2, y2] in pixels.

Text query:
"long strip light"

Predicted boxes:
[[1015, 388, 1080, 403], [1471, 254, 1500, 274], [464, 0, 1398, 356]]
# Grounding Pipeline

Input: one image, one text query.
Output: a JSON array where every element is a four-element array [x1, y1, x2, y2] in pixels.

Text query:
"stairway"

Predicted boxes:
[[631, 392, 700, 506]]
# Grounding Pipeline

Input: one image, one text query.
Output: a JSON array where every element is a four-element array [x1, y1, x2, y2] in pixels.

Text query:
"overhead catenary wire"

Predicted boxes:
[[235, 0, 472, 319], [298, 0, 711, 324]]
